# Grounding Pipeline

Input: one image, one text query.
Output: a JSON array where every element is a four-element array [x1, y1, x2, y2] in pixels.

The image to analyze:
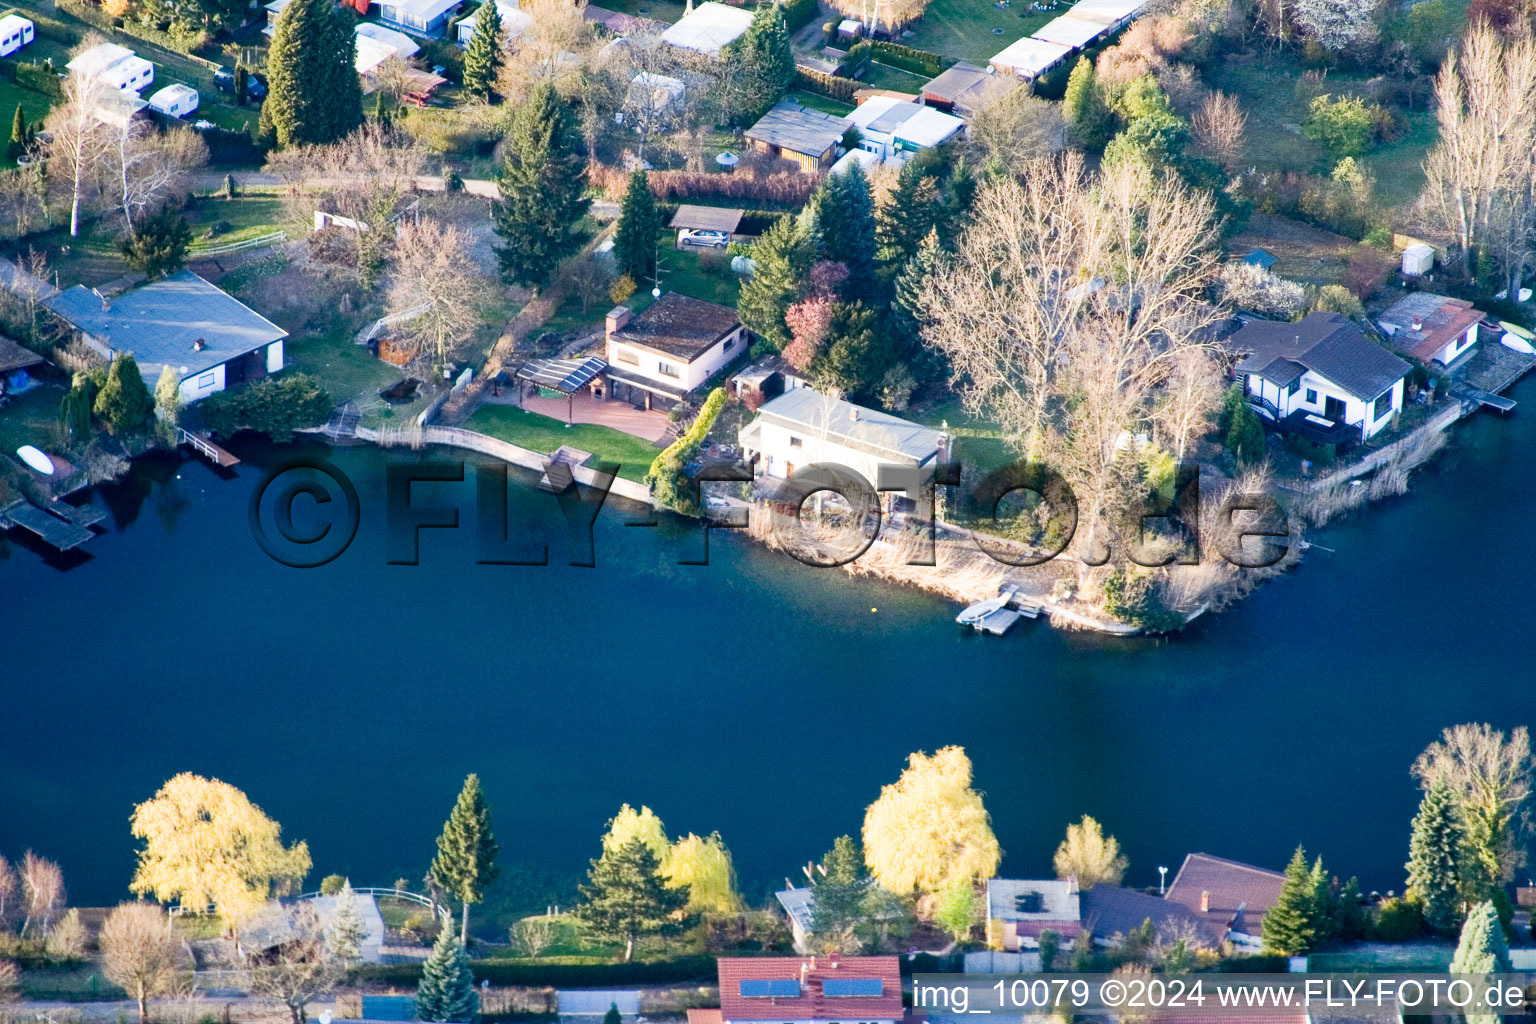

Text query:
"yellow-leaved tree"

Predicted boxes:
[[601, 805, 670, 862], [129, 773, 311, 934], [862, 747, 1000, 894], [1052, 816, 1127, 889], [665, 833, 741, 914]]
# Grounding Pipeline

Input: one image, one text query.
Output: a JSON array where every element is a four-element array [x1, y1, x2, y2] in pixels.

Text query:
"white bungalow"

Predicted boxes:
[[842, 95, 964, 162], [455, 0, 532, 46], [1377, 292, 1483, 368], [988, 35, 1071, 78], [1227, 312, 1411, 445], [661, 1, 754, 55], [739, 388, 948, 485]]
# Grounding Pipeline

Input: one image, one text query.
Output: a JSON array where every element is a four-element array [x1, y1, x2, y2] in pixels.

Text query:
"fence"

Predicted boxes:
[[187, 230, 286, 258]]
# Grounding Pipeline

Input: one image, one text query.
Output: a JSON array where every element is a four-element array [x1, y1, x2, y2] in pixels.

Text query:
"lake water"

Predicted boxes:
[[3, 388, 1536, 912]]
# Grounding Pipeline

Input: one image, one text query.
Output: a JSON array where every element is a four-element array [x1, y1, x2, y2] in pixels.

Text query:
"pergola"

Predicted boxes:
[[513, 356, 608, 423]]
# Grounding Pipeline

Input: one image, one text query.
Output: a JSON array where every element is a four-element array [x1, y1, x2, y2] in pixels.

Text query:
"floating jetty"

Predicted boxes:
[[956, 583, 1041, 636], [0, 497, 106, 550], [179, 428, 240, 468]]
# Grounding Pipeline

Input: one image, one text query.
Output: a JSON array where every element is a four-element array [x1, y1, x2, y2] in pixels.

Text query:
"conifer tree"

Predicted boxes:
[[325, 881, 369, 965], [415, 923, 478, 1022], [816, 301, 887, 397], [264, 0, 364, 147], [1408, 775, 1470, 933], [737, 214, 811, 350], [613, 171, 659, 285], [812, 163, 877, 302], [7, 104, 26, 161], [573, 839, 688, 962], [429, 774, 501, 945], [1062, 57, 1115, 152], [604, 1005, 622, 1024], [58, 373, 95, 445], [734, 3, 794, 121], [1261, 846, 1322, 956], [888, 229, 946, 383], [93, 354, 153, 436], [493, 83, 590, 288], [1451, 900, 1511, 1024], [876, 162, 938, 269], [462, 1, 503, 101]]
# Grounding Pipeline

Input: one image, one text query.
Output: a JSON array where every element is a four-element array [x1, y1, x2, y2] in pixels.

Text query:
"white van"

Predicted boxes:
[[0, 15, 35, 57], [147, 83, 198, 118]]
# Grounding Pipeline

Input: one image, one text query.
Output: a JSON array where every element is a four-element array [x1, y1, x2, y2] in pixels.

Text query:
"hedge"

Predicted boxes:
[[352, 955, 720, 989], [869, 39, 951, 76], [648, 385, 727, 481], [794, 66, 857, 103], [781, 0, 818, 31]]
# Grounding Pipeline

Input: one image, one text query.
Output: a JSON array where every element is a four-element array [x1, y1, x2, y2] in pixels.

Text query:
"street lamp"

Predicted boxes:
[[1158, 866, 1167, 895]]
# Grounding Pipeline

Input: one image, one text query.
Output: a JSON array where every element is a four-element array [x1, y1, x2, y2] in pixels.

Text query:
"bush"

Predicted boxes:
[[200, 373, 333, 442], [1302, 94, 1376, 160], [794, 66, 857, 103], [590, 163, 816, 208], [352, 955, 720, 989], [320, 874, 347, 895], [869, 40, 950, 76], [15, 62, 62, 99], [781, 0, 818, 30], [648, 386, 728, 515], [1371, 897, 1424, 942]]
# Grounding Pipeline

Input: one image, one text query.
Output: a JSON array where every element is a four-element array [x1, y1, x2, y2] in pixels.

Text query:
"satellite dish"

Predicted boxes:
[[651, 286, 661, 298], [319, 1012, 333, 1024], [16, 445, 54, 474]]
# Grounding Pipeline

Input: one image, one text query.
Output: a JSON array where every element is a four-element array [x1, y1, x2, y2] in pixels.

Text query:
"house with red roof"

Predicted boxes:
[[1377, 292, 1483, 368], [1162, 853, 1286, 951], [687, 955, 906, 1024]]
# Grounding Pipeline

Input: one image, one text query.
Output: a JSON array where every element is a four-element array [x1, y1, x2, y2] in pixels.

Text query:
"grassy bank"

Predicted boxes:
[[462, 405, 660, 482]]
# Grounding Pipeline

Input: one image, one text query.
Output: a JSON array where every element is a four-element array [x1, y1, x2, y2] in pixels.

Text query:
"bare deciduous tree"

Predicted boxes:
[[1192, 90, 1247, 169], [248, 904, 344, 1024], [564, 254, 614, 313], [108, 122, 208, 235], [0, 856, 17, 929], [19, 851, 63, 937], [45, 59, 114, 237], [100, 902, 188, 1024], [1412, 724, 1534, 884], [508, 916, 557, 957], [966, 78, 1063, 169], [496, 0, 593, 104], [386, 217, 487, 372], [1155, 344, 1222, 459], [1290, 0, 1379, 54]]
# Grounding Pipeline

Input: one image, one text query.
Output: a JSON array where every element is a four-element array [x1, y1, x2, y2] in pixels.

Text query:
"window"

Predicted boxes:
[[723, 336, 734, 350], [789, 436, 803, 448], [1305, 388, 1317, 404], [616, 348, 638, 367], [657, 361, 680, 379], [197, 372, 215, 388], [1373, 388, 1395, 420]]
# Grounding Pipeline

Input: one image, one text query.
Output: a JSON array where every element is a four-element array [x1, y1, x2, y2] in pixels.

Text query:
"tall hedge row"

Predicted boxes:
[[352, 954, 720, 989]]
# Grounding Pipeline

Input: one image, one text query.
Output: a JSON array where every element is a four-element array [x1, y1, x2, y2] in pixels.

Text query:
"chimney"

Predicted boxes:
[[606, 305, 632, 338], [193, 338, 206, 352], [829, 952, 840, 968], [800, 961, 810, 987], [1066, 872, 1078, 895], [1412, 316, 1424, 331], [92, 287, 108, 311], [849, 406, 860, 421], [1200, 891, 1211, 913]]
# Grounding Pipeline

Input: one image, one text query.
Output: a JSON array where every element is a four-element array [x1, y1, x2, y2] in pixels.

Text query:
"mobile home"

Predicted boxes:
[[0, 15, 34, 57], [67, 43, 155, 94], [147, 83, 199, 118]]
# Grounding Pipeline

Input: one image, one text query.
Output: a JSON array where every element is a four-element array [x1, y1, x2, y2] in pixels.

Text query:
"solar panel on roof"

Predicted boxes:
[[824, 978, 884, 997], [740, 979, 801, 998]]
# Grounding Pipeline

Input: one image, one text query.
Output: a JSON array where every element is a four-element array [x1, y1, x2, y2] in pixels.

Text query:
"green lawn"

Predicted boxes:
[[463, 405, 660, 482], [900, 0, 1055, 63], [282, 325, 419, 428], [0, 78, 56, 169], [0, 384, 63, 456], [861, 60, 933, 92], [786, 89, 854, 116], [661, 245, 739, 306], [185, 195, 287, 248]]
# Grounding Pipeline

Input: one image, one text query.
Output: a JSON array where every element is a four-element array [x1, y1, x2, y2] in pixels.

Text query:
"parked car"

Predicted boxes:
[[213, 67, 234, 92], [681, 229, 729, 249], [213, 67, 266, 100]]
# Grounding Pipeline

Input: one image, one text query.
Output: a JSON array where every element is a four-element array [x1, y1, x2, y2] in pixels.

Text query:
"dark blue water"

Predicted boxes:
[[2, 389, 1535, 912]]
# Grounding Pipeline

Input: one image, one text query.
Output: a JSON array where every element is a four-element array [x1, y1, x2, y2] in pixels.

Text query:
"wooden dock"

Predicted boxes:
[[180, 428, 240, 467], [958, 583, 1042, 635], [0, 498, 96, 550]]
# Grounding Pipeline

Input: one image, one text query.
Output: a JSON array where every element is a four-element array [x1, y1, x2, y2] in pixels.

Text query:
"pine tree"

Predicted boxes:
[[462, 1, 503, 101], [325, 881, 370, 965], [93, 354, 153, 436], [936, 157, 976, 249], [264, 0, 364, 147], [6, 104, 26, 162], [1451, 900, 1511, 1024], [734, 3, 794, 121], [613, 171, 659, 285], [573, 839, 688, 962], [1408, 775, 1470, 934], [1062, 57, 1115, 152], [737, 214, 811, 351], [876, 162, 938, 269], [1223, 386, 1267, 465], [887, 229, 947, 383], [604, 1005, 622, 1024], [429, 774, 501, 945], [1261, 846, 1322, 956], [1308, 856, 1336, 946], [812, 163, 877, 303], [58, 373, 96, 445], [415, 923, 478, 1023], [493, 83, 590, 288], [815, 301, 888, 398]]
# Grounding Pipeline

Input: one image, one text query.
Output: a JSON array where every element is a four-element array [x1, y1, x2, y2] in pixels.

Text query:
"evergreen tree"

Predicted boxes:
[[812, 163, 877, 302], [613, 171, 659, 285], [493, 83, 590, 288], [936, 157, 976, 249], [1223, 385, 1266, 465], [462, 1, 503, 101], [325, 881, 369, 965], [734, 3, 795, 121], [415, 923, 478, 1023], [58, 373, 96, 445], [1062, 57, 1115, 152], [876, 161, 938, 269], [1408, 775, 1470, 934], [6, 104, 26, 162], [814, 301, 888, 398], [264, 0, 364, 147], [887, 230, 947, 383], [737, 214, 811, 351], [1308, 856, 1337, 946], [235, 64, 250, 107], [1451, 900, 1511, 1024], [429, 774, 501, 945], [604, 1005, 622, 1024], [93, 354, 153, 436], [573, 838, 688, 962], [120, 207, 191, 279], [1261, 846, 1323, 956]]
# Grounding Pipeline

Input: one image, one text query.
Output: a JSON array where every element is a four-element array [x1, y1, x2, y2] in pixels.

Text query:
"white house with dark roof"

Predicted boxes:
[[604, 293, 747, 410], [44, 270, 288, 404], [739, 388, 948, 484], [1227, 312, 1410, 445]]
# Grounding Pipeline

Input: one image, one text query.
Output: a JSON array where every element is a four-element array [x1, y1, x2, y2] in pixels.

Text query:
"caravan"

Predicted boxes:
[[0, 15, 34, 57], [66, 43, 155, 94], [147, 83, 198, 118]]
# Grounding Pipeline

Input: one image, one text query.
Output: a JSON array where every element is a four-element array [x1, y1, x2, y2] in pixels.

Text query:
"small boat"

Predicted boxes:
[[16, 445, 54, 475], [1500, 321, 1536, 355], [957, 584, 1029, 635], [956, 592, 1012, 627]]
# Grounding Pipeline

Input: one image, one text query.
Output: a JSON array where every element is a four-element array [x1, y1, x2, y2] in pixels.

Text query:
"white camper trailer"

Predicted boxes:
[[147, 83, 198, 118], [0, 16, 35, 57], [67, 43, 155, 94]]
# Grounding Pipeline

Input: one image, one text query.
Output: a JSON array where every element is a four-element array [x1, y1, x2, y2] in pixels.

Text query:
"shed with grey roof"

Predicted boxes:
[[44, 270, 289, 404], [744, 101, 845, 172]]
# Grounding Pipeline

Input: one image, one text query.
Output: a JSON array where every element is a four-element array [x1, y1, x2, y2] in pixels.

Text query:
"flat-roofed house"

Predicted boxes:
[[687, 955, 907, 1024], [988, 35, 1071, 78], [1029, 14, 1107, 50], [354, 22, 420, 75], [921, 60, 992, 113], [1227, 312, 1410, 445], [739, 388, 948, 485], [986, 878, 1083, 951], [1163, 853, 1287, 951], [1377, 292, 1483, 368], [456, 0, 533, 46], [1066, 0, 1143, 29], [604, 293, 748, 410], [43, 270, 288, 405], [378, 0, 461, 37], [661, 1, 754, 54], [744, 101, 846, 172], [843, 94, 964, 161]]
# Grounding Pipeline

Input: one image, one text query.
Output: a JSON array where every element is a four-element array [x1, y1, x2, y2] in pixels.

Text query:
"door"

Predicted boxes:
[[1324, 395, 1346, 420]]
